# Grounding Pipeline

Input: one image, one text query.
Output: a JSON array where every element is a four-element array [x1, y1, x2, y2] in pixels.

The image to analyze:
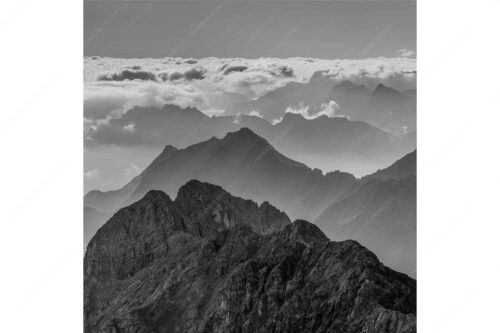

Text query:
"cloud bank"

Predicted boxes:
[[85, 56, 416, 130]]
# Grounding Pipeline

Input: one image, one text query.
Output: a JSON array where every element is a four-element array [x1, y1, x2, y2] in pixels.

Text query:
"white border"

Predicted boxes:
[[0, 0, 83, 331], [0, 0, 499, 331]]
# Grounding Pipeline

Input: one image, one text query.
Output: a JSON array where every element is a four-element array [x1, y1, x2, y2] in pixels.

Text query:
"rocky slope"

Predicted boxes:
[[85, 181, 416, 333]]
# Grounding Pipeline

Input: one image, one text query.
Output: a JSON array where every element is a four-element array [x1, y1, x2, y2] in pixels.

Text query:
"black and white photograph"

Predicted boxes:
[[83, 1, 416, 332], [1, 0, 500, 332]]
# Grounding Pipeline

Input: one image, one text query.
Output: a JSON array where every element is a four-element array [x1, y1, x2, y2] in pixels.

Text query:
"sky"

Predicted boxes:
[[84, 0, 416, 59]]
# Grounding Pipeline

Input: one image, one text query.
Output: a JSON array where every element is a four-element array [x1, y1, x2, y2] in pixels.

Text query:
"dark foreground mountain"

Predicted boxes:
[[85, 181, 416, 333], [85, 127, 359, 221], [86, 103, 415, 176]]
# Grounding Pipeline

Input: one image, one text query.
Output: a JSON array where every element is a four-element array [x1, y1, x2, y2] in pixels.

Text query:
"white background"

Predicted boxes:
[[0, 0, 499, 331]]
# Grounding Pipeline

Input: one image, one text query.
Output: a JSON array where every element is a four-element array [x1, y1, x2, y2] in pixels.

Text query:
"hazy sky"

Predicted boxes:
[[84, 0, 416, 59]]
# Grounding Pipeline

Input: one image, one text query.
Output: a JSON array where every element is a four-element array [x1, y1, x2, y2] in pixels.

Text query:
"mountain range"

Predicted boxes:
[[314, 150, 416, 276], [224, 76, 416, 135], [362, 149, 416, 182], [86, 103, 415, 177], [85, 127, 358, 220], [85, 129, 416, 276], [85, 180, 416, 333]]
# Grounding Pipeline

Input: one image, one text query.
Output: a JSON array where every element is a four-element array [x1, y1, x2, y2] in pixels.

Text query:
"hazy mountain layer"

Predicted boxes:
[[85, 128, 359, 221], [86, 103, 415, 176], [315, 151, 417, 276], [85, 130, 417, 275], [315, 176, 416, 277], [362, 150, 416, 182], [85, 181, 416, 333], [224, 79, 416, 135]]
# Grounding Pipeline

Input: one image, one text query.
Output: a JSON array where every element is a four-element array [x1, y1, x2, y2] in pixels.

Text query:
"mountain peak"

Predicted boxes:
[[224, 126, 258, 138], [280, 112, 306, 123], [373, 83, 399, 95], [161, 144, 178, 154], [221, 127, 270, 147], [283, 219, 329, 245], [175, 179, 225, 201], [140, 189, 172, 203], [333, 80, 357, 91]]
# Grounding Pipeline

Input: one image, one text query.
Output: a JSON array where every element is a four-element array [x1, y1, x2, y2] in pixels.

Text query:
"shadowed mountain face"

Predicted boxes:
[[224, 78, 416, 135], [315, 176, 416, 277], [85, 128, 359, 222], [315, 151, 416, 276], [85, 182, 416, 333], [86, 103, 415, 177]]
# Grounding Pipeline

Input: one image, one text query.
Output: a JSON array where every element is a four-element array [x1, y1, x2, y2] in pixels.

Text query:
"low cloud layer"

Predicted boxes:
[[85, 56, 416, 133]]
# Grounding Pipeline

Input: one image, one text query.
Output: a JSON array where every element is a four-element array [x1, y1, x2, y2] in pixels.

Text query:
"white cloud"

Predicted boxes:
[[248, 110, 263, 118], [84, 56, 416, 122], [232, 113, 241, 124], [84, 169, 100, 179], [123, 122, 135, 133], [284, 100, 346, 120], [285, 103, 310, 118], [84, 80, 207, 123], [272, 116, 283, 125], [316, 100, 346, 118], [397, 48, 416, 58]]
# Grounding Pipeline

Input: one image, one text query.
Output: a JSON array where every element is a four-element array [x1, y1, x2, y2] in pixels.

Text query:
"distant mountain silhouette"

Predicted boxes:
[[85, 181, 416, 333], [85, 128, 358, 221], [225, 77, 416, 135], [85, 131, 416, 275], [224, 73, 336, 121], [315, 152, 417, 276], [86, 103, 415, 176], [363, 150, 416, 182]]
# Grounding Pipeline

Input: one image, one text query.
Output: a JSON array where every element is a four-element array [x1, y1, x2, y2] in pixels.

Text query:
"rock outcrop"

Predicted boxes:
[[85, 180, 416, 333]]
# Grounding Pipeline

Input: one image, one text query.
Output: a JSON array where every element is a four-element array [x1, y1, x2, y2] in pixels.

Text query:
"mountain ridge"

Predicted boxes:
[[85, 181, 416, 333], [85, 131, 416, 275], [85, 127, 359, 219], [86, 102, 415, 176]]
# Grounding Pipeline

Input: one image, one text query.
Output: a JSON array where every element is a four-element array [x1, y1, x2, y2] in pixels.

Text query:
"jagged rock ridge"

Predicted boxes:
[[85, 180, 416, 333]]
